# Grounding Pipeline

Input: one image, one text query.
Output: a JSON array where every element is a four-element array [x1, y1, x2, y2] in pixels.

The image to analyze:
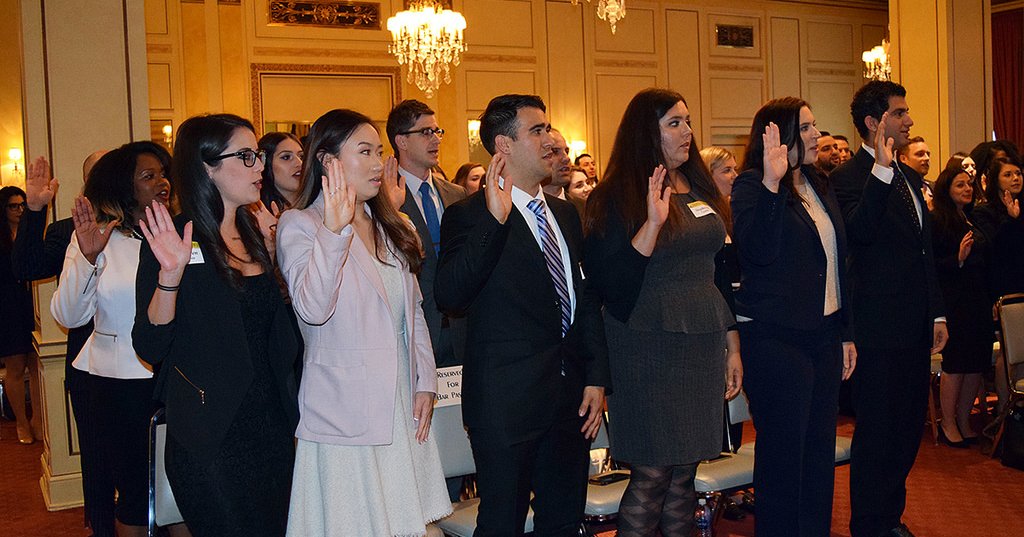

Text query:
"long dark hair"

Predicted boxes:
[[584, 88, 727, 238], [84, 141, 171, 231], [931, 160, 972, 235], [453, 162, 483, 190], [981, 158, 1022, 218], [258, 132, 303, 210], [1, 185, 26, 251], [741, 97, 824, 204], [172, 114, 272, 287], [297, 109, 423, 274]]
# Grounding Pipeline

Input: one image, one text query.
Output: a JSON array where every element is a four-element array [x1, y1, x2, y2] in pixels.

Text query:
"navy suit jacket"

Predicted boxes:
[[731, 166, 851, 339]]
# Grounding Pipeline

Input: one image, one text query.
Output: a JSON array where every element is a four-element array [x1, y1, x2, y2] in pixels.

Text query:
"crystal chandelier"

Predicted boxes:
[[571, 0, 626, 34], [861, 39, 891, 81], [387, 1, 467, 98]]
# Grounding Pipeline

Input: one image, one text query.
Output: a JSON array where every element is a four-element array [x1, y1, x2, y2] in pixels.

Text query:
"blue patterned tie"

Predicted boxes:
[[419, 181, 441, 254], [527, 199, 572, 337]]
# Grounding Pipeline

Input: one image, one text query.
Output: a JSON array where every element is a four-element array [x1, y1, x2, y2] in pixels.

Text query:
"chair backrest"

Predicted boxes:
[[432, 404, 476, 478], [148, 408, 183, 537], [727, 391, 751, 425], [998, 293, 1024, 393]]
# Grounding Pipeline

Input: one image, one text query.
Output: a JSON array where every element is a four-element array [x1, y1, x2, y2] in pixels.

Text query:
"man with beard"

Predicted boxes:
[[815, 131, 842, 176], [543, 129, 572, 199]]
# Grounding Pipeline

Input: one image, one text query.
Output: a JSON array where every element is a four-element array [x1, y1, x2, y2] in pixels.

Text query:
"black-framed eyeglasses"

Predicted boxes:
[[398, 127, 445, 140], [6, 202, 26, 211], [209, 148, 266, 168]]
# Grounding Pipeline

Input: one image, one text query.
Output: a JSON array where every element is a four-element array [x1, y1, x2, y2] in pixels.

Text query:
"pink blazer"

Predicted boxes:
[[277, 197, 436, 445]]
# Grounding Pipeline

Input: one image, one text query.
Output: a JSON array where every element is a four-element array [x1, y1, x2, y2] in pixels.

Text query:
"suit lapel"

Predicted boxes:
[[349, 231, 390, 309], [401, 185, 436, 263], [435, 179, 462, 208]]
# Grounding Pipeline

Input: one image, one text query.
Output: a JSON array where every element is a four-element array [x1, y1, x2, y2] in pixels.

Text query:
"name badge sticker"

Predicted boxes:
[[189, 242, 205, 265], [687, 200, 716, 218]]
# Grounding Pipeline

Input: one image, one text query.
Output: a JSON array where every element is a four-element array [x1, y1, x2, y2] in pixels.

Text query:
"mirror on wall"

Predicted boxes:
[[252, 64, 402, 141]]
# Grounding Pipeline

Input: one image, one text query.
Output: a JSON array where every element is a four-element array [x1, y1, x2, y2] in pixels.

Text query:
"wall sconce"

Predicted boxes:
[[8, 147, 24, 181], [162, 124, 173, 146], [568, 139, 587, 162], [467, 119, 481, 148], [861, 39, 891, 81]]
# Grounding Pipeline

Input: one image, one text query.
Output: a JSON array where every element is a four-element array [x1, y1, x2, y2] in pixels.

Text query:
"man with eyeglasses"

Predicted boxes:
[[386, 99, 468, 372]]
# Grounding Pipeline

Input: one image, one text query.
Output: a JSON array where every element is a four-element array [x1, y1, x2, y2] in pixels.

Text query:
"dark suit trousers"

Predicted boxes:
[[468, 417, 589, 537], [739, 316, 844, 537], [849, 346, 930, 537]]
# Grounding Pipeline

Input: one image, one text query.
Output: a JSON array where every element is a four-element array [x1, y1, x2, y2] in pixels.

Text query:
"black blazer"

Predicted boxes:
[[400, 178, 467, 367], [132, 217, 299, 465], [832, 147, 944, 349], [970, 202, 1024, 299], [434, 191, 610, 443], [731, 166, 851, 339], [11, 208, 93, 387]]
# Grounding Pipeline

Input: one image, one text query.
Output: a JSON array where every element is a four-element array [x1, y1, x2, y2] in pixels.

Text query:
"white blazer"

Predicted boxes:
[[51, 230, 153, 379]]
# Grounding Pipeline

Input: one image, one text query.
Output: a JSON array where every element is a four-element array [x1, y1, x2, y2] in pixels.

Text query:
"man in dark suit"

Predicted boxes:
[[11, 152, 110, 537], [386, 99, 467, 368], [832, 81, 947, 537], [435, 94, 610, 537]]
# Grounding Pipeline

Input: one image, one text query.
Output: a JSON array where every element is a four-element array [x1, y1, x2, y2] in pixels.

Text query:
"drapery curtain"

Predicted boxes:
[[992, 9, 1023, 149]]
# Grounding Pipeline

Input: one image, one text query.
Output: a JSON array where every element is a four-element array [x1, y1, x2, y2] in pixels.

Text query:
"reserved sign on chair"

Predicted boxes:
[[435, 366, 463, 408]]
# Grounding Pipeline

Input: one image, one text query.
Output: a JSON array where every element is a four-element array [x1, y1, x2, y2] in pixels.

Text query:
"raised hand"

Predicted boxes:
[[872, 111, 895, 168], [1002, 189, 1020, 219], [139, 201, 193, 280], [762, 122, 789, 192], [484, 153, 513, 224], [322, 156, 356, 234], [71, 196, 119, 265], [958, 230, 974, 263], [25, 157, 59, 211], [646, 165, 671, 228], [252, 200, 279, 242], [381, 156, 407, 210]]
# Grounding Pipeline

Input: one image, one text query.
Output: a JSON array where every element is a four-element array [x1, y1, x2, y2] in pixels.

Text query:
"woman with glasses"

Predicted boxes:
[[51, 142, 173, 537], [277, 109, 450, 537], [259, 132, 304, 212], [1, 186, 40, 445], [133, 114, 300, 537]]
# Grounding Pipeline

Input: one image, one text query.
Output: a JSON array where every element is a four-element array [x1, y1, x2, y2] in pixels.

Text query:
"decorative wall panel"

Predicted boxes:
[[806, 21, 853, 63], [267, 1, 381, 30]]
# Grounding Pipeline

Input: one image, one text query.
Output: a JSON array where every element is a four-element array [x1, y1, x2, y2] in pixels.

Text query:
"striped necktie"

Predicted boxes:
[[527, 198, 571, 337]]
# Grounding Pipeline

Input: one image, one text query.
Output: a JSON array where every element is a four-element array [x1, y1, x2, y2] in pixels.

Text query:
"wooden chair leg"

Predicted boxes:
[[927, 372, 940, 445]]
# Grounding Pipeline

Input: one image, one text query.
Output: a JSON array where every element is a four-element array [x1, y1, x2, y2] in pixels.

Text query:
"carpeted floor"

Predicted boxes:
[[2, 416, 1022, 537]]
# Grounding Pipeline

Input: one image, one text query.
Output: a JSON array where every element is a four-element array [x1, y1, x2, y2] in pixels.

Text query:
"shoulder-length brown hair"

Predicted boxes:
[[584, 88, 728, 238], [296, 109, 423, 274]]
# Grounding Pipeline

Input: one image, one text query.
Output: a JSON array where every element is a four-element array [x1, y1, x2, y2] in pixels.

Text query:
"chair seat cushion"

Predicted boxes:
[[694, 451, 755, 492], [434, 498, 534, 536]]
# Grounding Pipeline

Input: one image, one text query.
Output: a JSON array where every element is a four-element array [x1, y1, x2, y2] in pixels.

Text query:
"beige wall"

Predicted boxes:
[[0, 0, 24, 187], [144, 0, 888, 173]]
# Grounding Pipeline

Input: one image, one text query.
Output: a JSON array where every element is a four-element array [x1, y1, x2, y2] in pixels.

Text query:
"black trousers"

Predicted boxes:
[[739, 317, 844, 537], [849, 346, 931, 537], [67, 366, 117, 537], [88, 375, 157, 528], [468, 417, 589, 537]]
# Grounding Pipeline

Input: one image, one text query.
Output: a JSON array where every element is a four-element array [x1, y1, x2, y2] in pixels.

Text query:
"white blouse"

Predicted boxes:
[[51, 230, 153, 379]]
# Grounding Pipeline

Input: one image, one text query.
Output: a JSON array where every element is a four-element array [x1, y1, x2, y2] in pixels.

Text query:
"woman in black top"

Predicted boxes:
[[133, 114, 299, 537], [0, 186, 38, 445], [731, 98, 855, 537], [584, 88, 742, 537], [971, 158, 1024, 299], [930, 161, 994, 445]]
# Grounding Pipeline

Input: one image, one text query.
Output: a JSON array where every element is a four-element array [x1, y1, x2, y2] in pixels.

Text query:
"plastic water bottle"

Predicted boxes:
[[695, 497, 713, 536]]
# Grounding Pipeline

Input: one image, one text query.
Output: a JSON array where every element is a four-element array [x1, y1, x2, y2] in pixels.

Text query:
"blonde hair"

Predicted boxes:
[[699, 146, 735, 174]]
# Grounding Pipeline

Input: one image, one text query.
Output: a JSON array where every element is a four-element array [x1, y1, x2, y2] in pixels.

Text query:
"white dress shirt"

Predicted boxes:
[[51, 230, 153, 379], [399, 166, 445, 222], [510, 185, 577, 322]]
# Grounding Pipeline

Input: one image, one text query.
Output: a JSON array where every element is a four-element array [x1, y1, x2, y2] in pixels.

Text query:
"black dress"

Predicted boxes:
[[0, 244, 34, 357], [931, 214, 995, 374], [166, 274, 295, 537]]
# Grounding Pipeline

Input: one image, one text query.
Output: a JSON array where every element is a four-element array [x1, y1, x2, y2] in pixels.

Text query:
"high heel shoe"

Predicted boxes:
[[16, 423, 35, 445], [938, 425, 968, 449]]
